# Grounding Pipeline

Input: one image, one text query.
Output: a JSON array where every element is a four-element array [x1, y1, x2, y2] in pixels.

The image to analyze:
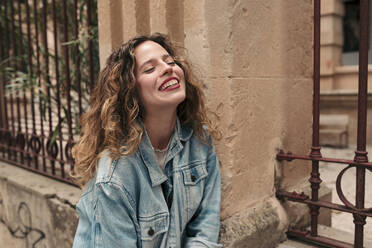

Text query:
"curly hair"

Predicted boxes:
[[72, 33, 218, 185]]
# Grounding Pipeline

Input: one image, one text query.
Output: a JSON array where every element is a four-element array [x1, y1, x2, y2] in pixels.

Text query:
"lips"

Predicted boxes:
[[159, 77, 179, 91]]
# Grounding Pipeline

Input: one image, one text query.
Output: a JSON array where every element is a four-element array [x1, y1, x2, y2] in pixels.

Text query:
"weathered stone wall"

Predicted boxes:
[[0, 161, 80, 248]]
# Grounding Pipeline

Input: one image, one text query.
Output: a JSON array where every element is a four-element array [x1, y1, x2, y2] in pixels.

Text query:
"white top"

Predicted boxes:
[[153, 135, 172, 170]]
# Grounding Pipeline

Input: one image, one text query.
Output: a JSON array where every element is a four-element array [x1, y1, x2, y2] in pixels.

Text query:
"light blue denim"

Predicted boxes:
[[73, 119, 222, 248]]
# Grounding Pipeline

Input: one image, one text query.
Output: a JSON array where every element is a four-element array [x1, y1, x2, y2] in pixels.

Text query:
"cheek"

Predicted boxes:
[[175, 66, 185, 81], [136, 77, 151, 94]]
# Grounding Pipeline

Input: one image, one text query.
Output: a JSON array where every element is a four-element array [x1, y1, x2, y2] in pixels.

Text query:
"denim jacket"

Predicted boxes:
[[73, 119, 222, 248]]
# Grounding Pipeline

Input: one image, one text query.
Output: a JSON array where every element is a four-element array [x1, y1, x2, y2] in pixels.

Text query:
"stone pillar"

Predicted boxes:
[[97, 1, 326, 247], [97, 0, 183, 66], [184, 1, 317, 247], [320, 0, 344, 91]]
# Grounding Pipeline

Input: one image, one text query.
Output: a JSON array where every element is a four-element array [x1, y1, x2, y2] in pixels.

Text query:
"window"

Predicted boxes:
[[342, 0, 372, 65], [343, 0, 359, 53]]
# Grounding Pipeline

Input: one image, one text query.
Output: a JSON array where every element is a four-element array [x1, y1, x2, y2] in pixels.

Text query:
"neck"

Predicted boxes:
[[144, 110, 177, 150]]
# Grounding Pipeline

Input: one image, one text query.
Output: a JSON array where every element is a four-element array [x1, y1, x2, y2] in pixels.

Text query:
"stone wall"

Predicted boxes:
[[0, 161, 80, 248]]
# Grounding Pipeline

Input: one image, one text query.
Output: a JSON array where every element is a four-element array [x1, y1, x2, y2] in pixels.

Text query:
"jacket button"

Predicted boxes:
[[148, 227, 155, 236], [191, 174, 196, 182]]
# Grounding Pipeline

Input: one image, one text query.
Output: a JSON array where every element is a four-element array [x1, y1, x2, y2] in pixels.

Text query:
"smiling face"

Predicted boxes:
[[134, 40, 186, 118]]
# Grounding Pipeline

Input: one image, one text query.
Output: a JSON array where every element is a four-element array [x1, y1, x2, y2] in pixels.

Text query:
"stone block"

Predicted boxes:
[[220, 183, 332, 248], [280, 183, 332, 229], [320, 76, 334, 92], [321, 0, 344, 17], [320, 15, 343, 46], [231, 0, 313, 78], [320, 46, 343, 75], [220, 199, 287, 248], [216, 77, 312, 218]]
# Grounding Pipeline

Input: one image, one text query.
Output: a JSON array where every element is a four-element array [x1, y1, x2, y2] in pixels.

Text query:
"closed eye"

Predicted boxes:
[[144, 67, 155, 73]]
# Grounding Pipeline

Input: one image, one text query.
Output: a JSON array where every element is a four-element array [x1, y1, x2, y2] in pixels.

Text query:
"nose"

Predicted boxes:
[[161, 61, 173, 76]]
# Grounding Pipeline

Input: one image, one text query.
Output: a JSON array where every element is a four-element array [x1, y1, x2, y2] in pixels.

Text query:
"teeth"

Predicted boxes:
[[160, 79, 178, 91]]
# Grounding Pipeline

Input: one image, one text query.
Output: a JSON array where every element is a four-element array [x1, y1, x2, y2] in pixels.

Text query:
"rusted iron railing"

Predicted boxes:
[[0, 0, 98, 187], [276, 0, 370, 247]]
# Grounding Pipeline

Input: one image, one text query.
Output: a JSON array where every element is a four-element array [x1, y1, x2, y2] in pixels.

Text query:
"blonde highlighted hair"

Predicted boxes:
[[72, 33, 218, 185]]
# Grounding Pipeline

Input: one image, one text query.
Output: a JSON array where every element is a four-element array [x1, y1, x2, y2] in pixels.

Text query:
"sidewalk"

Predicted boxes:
[[320, 146, 372, 238]]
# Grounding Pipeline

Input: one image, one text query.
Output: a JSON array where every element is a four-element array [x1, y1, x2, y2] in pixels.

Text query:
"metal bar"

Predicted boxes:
[[353, 0, 369, 247], [17, 0, 29, 166], [4, 0, 14, 160], [287, 229, 353, 248], [0, 2, 9, 133], [276, 190, 372, 218], [41, 0, 52, 138], [16, 0, 25, 71], [356, 0, 369, 153], [41, 0, 53, 173], [309, 0, 322, 237], [87, 0, 95, 91], [25, 0, 37, 168], [312, 1, 321, 148], [62, 0, 72, 138], [33, 0, 46, 170], [62, 0, 73, 174], [10, 0, 22, 162], [10, 0, 22, 140], [74, 0, 82, 116], [277, 151, 372, 168], [52, 0, 63, 177]]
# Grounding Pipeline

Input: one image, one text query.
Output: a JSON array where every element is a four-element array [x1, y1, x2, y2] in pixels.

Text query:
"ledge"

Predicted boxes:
[[321, 65, 372, 77], [320, 90, 372, 108], [334, 65, 372, 75], [0, 161, 81, 205]]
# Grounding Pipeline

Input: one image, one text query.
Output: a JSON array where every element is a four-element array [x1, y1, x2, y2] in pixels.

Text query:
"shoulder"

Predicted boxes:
[[188, 125, 214, 150], [95, 151, 141, 186], [78, 152, 143, 209]]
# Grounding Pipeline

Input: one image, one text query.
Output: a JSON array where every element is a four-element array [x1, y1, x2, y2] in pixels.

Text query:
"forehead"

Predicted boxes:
[[134, 41, 170, 64]]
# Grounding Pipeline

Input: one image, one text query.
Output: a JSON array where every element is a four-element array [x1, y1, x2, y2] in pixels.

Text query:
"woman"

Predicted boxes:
[[72, 33, 222, 248]]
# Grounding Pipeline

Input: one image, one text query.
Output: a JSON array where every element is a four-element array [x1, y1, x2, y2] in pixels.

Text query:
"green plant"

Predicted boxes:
[[0, 0, 99, 148]]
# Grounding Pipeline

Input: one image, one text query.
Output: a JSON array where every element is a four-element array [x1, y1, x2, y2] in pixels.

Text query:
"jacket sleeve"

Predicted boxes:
[[73, 182, 139, 248], [95, 182, 139, 247], [73, 197, 94, 248], [183, 143, 223, 248]]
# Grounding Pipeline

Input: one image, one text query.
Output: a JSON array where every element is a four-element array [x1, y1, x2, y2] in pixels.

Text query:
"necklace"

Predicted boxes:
[[153, 134, 172, 153], [154, 147, 168, 153], [153, 138, 171, 170]]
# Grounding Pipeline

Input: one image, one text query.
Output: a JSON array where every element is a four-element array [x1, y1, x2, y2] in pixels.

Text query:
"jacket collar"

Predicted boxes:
[[138, 118, 193, 187]]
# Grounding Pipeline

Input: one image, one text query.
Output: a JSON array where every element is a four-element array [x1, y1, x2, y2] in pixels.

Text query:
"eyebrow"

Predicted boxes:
[[138, 54, 173, 72]]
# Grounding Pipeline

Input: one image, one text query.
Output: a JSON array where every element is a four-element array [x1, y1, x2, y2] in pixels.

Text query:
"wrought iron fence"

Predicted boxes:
[[276, 0, 370, 247], [0, 0, 99, 187]]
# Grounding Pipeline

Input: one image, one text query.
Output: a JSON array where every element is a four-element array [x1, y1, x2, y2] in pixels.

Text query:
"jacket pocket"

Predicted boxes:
[[182, 162, 208, 186], [181, 162, 208, 217], [139, 212, 169, 247]]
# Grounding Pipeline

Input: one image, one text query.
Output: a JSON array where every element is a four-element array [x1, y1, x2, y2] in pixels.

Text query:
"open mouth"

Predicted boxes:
[[159, 79, 179, 91]]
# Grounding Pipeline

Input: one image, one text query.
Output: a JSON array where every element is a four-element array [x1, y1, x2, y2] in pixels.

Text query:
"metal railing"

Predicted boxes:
[[276, 0, 370, 247], [0, 0, 98, 187]]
